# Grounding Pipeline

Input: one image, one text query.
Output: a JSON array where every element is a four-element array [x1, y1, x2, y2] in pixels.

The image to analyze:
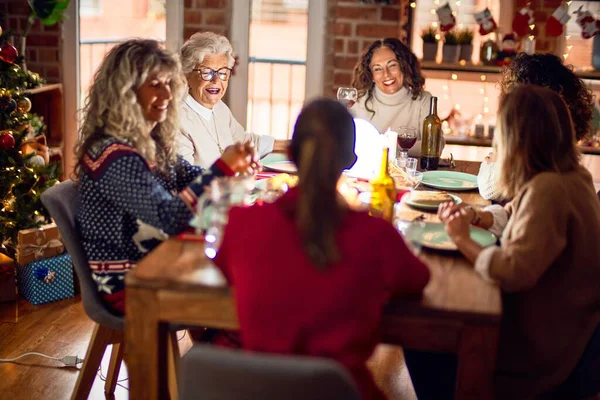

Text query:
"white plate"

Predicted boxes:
[[261, 160, 298, 174], [405, 193, 462, 211]]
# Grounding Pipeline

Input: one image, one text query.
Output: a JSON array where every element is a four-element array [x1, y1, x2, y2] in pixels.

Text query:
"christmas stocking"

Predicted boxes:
[[436, 3, 456, 32], [574, 6, 600, 39], [512, 7, 534, 38], [546, 3, 571, 37], [474, 8, 497, 36]]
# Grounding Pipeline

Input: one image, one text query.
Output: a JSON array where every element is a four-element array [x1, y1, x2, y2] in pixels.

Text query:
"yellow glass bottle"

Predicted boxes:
[[370, 147, 396, 222]]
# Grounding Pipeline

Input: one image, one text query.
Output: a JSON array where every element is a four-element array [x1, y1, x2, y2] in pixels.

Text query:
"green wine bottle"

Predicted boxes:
[[420, 96, 442, 170]]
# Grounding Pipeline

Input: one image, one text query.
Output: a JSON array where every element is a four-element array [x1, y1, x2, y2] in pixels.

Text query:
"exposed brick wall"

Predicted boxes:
[[183, 0, 232, 40], [323, 0, 411, 98], [1, 0, 62, 83]]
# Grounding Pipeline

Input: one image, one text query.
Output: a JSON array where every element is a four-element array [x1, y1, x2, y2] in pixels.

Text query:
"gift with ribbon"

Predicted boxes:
[[16, 223, 65, 265], [16, 254, 74, 305]]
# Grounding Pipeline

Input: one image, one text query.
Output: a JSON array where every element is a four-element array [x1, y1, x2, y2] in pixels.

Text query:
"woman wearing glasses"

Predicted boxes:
[[178, 32, 288, 168]]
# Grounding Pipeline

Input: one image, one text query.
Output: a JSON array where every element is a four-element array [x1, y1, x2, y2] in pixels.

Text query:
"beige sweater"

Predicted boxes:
[[351, 87, 433, 157], [474, 167, 600, 399]]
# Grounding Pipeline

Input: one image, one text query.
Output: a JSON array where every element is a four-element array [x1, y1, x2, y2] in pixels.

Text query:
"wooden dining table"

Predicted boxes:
[[125, 160, 502, 400]]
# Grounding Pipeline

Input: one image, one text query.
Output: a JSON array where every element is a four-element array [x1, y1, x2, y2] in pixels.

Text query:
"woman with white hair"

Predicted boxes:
[[75, 39, 256, 314], [178, 31, 288, 168]]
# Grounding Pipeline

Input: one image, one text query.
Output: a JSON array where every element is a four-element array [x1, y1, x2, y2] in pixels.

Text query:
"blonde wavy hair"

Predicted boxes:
[[496, 85, 580, 198], [75, 39, 186, 178]]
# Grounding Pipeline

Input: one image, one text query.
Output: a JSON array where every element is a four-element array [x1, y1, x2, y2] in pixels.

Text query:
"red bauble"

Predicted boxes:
[[0, 43, 18, 64], [0, 132, 15, 150]]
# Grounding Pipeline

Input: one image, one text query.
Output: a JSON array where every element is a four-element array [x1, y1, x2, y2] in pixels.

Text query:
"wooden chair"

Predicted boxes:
[[41, 181, 182, 400], [179, 344, 361, 400]]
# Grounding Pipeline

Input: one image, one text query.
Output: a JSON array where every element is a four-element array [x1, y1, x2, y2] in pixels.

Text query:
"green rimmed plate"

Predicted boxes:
[[412, 222, 497, 251], [405, 193, 462, 211], [421, 171, 478, 191]]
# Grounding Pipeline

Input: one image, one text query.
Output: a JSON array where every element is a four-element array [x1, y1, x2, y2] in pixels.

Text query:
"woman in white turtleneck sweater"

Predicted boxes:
[[350, 38, 438, 157]]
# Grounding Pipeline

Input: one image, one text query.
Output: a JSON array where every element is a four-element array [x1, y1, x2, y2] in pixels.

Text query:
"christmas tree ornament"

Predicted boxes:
[[5, 98, 17, 113], [474, 8, 498, 36], [513, 7, 534, 38], [0, 43, 18, 64], [547, 3, 571, 37], [17, 97, 32, 113], [0, 131, 15, 150], [2, 195, 15, 213], [21, 135, 49, 165], [436, 3, 456, 32], [26, 155, 46, 166], [0, 25, 3, 36], [574, 6, 600, 39]]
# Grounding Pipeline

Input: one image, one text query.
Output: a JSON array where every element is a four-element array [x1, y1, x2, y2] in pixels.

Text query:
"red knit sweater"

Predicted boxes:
[[214, 187, 430, 400]]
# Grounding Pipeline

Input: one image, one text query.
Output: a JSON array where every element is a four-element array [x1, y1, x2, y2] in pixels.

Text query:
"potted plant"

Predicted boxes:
[[421, 27, 439, 62], [11, 0, 71, 71], [457, 28, 474, 63], [442, 30, 460, 63]]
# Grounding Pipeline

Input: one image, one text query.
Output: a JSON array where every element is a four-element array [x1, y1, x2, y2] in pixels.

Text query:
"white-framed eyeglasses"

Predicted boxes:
[[193, 67, 232, 82]]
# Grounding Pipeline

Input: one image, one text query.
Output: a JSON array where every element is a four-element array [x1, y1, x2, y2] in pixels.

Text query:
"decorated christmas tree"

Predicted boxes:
[[0, 1, 68, 258]]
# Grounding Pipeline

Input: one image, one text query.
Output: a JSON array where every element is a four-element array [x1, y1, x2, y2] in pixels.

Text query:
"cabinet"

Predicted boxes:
[[25, 84, 64, 172]]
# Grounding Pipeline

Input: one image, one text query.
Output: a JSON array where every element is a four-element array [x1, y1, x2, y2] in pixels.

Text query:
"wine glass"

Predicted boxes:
[[395, 219, 426, 256], [337, 87, 358, 108], [397, 126, 417, 159]]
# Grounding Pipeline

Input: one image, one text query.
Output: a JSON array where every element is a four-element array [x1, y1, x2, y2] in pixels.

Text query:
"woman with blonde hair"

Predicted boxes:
[[213, 98, 430, 400], [433, 85, 600, 399], [75, 39, 256, 314]]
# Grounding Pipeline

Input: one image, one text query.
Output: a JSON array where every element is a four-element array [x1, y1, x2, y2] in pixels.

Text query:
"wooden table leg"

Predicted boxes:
[[125, 287, 170, 400], [455, 324, 499, 400]]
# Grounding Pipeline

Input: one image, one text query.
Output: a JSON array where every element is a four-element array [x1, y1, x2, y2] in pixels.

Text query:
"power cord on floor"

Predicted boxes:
[[97, 366, 129, 391], [0, 352, 84, 367]]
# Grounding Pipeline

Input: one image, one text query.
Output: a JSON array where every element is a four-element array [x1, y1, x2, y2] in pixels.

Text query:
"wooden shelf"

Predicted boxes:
[[445, 135, 600, 155], [24, 84, 64, 174], [421, 61, 600, 82]]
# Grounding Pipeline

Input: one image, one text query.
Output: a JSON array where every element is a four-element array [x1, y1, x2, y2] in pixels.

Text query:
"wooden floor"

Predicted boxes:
[[0, 297, 416, 400]]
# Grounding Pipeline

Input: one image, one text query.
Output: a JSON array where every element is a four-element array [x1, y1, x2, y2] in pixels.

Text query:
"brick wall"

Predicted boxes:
[[323, 0, 411, 97], [514, 0, 563, 54], [1, 0, 62, 83], [183, 0, 232, 40]]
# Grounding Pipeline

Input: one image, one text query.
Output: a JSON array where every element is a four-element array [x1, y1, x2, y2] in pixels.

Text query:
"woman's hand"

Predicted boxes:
[[438, 201, 475, 224], [220, 142, 259, 174], [444, 208, 472, 244], [484, 151, 497, 164]]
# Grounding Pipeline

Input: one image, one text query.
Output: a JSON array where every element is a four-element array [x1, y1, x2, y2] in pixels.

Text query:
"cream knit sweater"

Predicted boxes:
[[351, 86, 434, 157]]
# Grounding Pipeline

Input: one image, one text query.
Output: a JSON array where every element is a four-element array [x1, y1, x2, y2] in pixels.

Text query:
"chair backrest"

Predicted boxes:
[[180, 345, 361, 400], [41, 180, 123, 330]]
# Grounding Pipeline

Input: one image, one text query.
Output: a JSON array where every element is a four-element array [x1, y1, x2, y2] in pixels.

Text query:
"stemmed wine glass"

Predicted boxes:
[[337, 87, 358, 108], [397, 126, 417, 159]]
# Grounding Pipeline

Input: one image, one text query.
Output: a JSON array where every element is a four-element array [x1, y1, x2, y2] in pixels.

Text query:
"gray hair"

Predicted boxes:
[[180, 31, 235, 74]]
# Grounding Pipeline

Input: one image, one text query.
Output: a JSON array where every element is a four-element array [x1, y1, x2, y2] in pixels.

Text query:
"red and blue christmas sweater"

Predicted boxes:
[[76, 137, 233, 313]]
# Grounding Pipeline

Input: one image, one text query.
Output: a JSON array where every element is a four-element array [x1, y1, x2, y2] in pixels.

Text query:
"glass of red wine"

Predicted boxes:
[[337, 87, 358, 108], [397, 126, 417, 159]]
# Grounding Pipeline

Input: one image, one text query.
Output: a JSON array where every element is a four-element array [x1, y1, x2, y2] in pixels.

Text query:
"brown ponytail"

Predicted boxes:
[[290, 99, 357, 268]]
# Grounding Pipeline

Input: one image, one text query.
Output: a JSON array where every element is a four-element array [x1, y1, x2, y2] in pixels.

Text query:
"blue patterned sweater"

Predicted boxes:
[[76, 137, 231, 303]]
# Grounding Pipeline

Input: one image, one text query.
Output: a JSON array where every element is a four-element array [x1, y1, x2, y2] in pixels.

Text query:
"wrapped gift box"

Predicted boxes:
[[16, 254, 74, 305], [16, 223, 65, 265]]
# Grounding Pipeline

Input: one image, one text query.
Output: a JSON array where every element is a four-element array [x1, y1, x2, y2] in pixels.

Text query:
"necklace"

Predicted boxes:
[[198, 113, 224, 154]]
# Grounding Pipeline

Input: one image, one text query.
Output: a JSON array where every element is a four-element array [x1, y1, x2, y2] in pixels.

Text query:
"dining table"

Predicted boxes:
[[124, 160, 502, 400]]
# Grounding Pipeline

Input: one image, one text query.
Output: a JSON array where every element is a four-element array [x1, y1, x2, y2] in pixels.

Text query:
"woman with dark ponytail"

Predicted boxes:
[[214, 98, 430, 400]]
